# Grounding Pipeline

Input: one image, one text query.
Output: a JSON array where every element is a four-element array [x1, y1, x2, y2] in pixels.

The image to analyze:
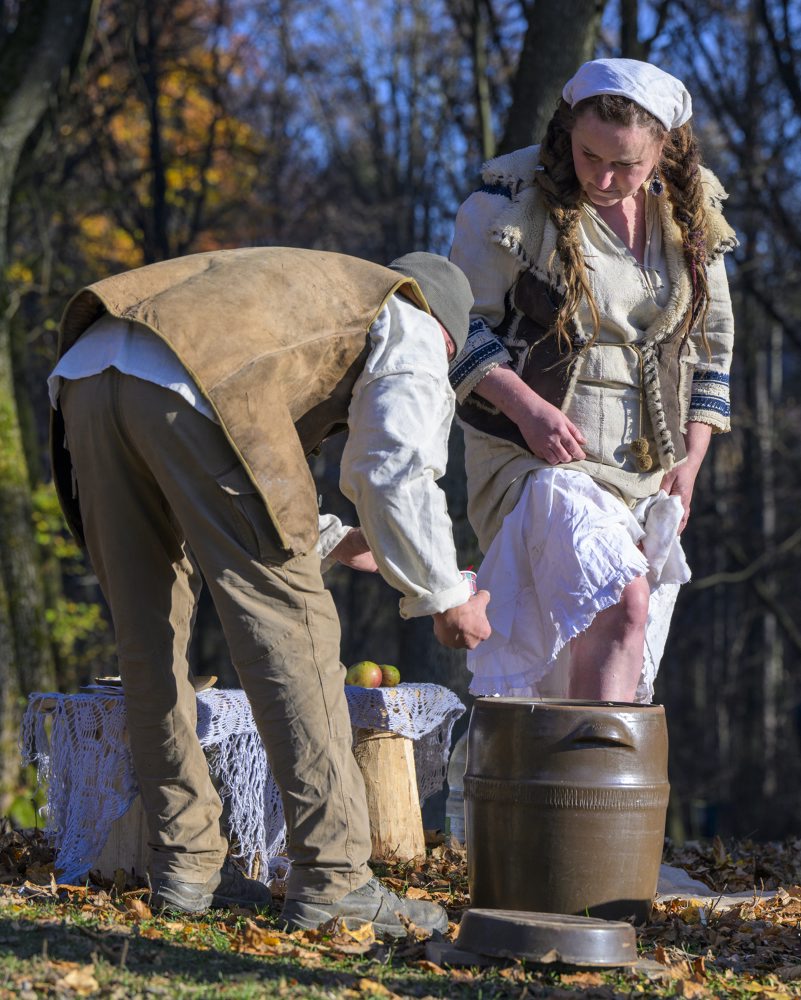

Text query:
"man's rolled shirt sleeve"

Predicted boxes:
[[317, 512, 352, 573], [340, 297, 471, 618]]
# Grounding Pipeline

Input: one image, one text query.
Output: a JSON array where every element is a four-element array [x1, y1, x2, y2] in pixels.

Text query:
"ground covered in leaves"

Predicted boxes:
[[1, 828, 800, 999]]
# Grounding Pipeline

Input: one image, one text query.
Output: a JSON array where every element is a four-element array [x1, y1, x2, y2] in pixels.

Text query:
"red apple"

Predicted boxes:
[[345, 660, 383, 687]]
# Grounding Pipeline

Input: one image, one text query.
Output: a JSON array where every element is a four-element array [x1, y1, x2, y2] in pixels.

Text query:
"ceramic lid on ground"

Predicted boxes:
[[456, 909, 638, 967]]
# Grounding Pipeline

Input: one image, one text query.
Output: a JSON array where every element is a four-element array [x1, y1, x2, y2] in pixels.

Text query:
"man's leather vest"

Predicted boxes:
[[52, 247, 428, 555]]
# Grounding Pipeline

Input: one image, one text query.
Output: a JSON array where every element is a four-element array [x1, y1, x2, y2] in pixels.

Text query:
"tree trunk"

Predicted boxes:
[[0, 0, 98, 810], [620, 0, 647, 60], [497, 0, 607, 155], [0, 572, 21, 806], [470, 0, 495, 161], [756, 326, 782, 799]]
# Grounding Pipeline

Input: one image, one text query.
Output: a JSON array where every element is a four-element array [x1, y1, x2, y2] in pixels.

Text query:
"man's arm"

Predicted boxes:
[[340, 297, 491, 650], [318, 513, 378, 573], [327, 526, 379, 573]]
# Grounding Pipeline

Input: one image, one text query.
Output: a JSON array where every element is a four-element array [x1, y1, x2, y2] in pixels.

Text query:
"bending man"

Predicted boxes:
[[48, 247, 491, 934]]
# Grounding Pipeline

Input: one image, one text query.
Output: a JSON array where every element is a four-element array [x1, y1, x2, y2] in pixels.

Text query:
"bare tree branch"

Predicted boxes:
[[757, 0, 801, 120], [691, 525, 801, 590]]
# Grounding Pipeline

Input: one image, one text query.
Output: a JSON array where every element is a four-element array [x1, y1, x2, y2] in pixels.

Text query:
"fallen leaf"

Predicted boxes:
[[561, 971, 605, 986], [58, 965, 99, 996], [304, 918, 377, 956], [738, 985, 794, 999], [233, 918, 285, 954], [326, 942, 375, 957], [675, 981, 709, 998], [285, 945, 323, 966], [357, 978, 393, 996], [55, 883, 90, 895], [405, 887, 432, 900], [679, 904, 703, 924], [498, 965, 527, 982], [448, 970, 476, 983], [647, 954, 700, 982], [412, 959, 446, 975], [123, 897, 151, 920], [712, 836, 728, 867], [342, 920, 376, 943]]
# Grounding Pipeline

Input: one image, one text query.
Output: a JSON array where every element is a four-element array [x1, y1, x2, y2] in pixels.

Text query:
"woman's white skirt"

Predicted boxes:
[[467, 468, 691, 704]]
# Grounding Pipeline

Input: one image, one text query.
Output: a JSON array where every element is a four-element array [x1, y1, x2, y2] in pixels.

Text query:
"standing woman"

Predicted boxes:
[[450, 59, 736, 703]]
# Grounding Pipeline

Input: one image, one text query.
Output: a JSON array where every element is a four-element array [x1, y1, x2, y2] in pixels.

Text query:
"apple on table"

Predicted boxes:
[[345, 661, 401, 688]]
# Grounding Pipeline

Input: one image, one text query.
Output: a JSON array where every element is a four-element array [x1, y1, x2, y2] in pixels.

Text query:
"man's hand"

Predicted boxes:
[[329, 528, 379, 573], [432, 591, 492, 649]]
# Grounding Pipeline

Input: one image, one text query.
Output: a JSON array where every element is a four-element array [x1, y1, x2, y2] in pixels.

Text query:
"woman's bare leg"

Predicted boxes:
[[568, 575, 650, 701]]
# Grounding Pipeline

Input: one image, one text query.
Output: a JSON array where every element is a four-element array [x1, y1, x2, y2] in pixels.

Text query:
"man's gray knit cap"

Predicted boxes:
[[387, 252, 473, 356]]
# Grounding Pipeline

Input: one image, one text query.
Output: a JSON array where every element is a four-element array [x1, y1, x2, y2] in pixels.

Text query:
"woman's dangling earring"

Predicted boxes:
[[649, 168, 664, 196]]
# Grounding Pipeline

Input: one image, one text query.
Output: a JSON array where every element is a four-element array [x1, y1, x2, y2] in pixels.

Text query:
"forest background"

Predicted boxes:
[[1, 0, 798, 845]]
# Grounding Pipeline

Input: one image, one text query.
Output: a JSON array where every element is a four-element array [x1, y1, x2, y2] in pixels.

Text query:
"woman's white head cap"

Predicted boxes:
[[562, 58, 692, 132]]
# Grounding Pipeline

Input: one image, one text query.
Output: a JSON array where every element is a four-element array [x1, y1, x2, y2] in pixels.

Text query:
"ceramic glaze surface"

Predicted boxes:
[[464, 698, 670, 923]]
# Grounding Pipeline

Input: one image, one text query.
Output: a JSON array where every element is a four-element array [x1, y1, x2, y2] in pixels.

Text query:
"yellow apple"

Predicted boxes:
[[379, 664, 401, 687]]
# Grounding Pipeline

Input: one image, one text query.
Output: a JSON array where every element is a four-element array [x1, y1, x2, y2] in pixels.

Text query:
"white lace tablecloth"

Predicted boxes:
[[21, 683, 464, 885]]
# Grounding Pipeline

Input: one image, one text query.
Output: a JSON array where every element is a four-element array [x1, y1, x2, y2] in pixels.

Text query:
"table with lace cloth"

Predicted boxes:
[[21, 683, 465, 886]]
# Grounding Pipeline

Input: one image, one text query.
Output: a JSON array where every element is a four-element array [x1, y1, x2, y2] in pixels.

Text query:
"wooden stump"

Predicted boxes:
[[94, 794, 150, 880], [352, 728, 426, 862]]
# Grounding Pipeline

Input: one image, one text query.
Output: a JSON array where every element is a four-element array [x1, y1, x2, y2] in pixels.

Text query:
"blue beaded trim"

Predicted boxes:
[[690, 370, 730, 418], [478, 182, 513, 200], [449, 339, 507, 390]]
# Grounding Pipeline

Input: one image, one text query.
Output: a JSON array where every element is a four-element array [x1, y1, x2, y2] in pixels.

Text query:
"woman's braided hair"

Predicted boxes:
[[533, 95, 710, 354]]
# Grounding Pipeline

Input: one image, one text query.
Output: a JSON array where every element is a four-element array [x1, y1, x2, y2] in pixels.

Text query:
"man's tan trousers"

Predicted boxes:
[[60, 370, 372, 902]]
